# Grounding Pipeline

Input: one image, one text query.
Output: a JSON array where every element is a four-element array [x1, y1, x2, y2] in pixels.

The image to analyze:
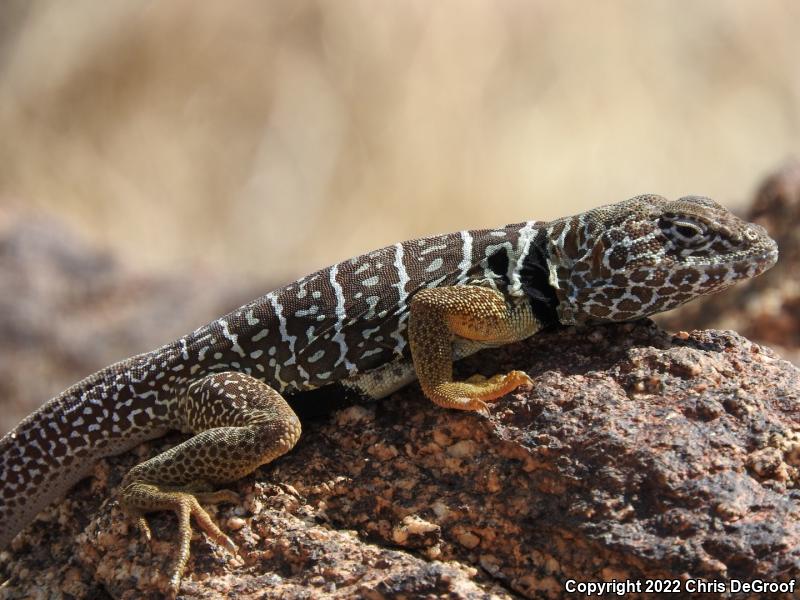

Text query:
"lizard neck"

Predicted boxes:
[[518, 229, 561, 328]]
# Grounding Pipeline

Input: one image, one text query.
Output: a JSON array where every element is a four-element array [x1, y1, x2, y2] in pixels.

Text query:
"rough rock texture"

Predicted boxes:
[[3, 320, 800, 599], [658, 161, 800, 364]]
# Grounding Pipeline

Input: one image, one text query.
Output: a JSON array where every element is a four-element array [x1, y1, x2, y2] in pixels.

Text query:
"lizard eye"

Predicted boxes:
[[660, 217, 707, 243], [675, 222, 705, 238]]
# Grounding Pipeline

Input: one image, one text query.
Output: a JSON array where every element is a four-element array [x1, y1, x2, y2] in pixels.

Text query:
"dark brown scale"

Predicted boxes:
[[617, 299, 641, 312], [573, 261, 590, 273], [604, 287, 626, 300], [668, 271, 686, 285], [631, 286, 654, 303], [611, 274, 628, 287], [590, 305, 612, 318], [563, 227, 579, 259], [609, 249, 627, 270], [672, 292, 693, 303], [705, 265, 728, 280], [570, 274, 588, 289], [607, 229, 625, 242]]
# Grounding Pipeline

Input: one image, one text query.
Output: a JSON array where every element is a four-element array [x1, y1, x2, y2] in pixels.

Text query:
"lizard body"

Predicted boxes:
[[0, 195, 778, 594]]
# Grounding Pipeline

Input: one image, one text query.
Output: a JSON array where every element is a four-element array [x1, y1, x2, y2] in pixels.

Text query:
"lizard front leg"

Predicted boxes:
[[408, 285, 539, 411], [119, 372, 301, 597]]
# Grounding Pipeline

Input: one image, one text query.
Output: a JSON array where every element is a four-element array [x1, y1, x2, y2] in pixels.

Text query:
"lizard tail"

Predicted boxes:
[[0, 357, 173, 549]]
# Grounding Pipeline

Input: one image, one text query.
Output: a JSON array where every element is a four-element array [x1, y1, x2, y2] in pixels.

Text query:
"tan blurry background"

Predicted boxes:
[[0, 0, 799, 284]]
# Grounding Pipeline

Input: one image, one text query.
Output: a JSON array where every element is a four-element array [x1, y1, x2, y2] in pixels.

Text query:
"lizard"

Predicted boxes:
[[0, 194, 779, 595]]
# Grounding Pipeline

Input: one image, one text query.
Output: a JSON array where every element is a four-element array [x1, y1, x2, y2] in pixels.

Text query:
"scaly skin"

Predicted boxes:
[[0, 195, 778, 595]]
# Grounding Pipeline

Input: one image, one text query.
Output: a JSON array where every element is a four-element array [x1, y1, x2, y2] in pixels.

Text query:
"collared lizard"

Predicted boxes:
[[0, 195, 778, 595]]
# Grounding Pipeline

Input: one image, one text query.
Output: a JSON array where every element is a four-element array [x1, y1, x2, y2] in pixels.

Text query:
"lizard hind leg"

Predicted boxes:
[[408, 285, 539, 411], [119, 371, 302, 596]]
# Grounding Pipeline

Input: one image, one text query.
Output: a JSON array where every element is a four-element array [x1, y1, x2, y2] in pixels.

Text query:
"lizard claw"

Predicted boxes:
[[136, 515, 152, 542], [508, 370, 534, 391]]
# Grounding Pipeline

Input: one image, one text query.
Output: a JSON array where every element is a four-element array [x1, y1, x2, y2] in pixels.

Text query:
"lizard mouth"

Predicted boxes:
[[677, 238, 778, 277], [683, 243, 779, 293], [726, 241, 779, 278], [755, 246, 780, 269]]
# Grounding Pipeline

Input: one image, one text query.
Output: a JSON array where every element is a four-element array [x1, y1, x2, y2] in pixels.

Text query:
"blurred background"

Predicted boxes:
[[2, 0, 799, 280], [1, 0, 800, 431]]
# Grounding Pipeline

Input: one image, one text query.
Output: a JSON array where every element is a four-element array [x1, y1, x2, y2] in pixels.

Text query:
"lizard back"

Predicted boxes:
[[184, 220, 544, 397]]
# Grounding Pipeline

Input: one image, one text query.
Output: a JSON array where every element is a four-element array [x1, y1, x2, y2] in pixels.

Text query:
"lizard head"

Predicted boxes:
[[542, 194, 778, 325]]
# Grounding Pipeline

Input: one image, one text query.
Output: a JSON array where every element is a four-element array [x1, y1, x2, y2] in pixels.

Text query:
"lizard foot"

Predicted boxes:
[[120, 482, 238, 597], [427, 370, 533, 411]]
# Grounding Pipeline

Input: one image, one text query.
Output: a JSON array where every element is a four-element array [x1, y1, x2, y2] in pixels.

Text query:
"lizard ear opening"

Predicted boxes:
[[590, 238, 605, 280]]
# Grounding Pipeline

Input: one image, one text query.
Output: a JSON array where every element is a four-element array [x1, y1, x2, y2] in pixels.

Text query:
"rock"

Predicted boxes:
[[657, 161, 800, 364], [3, 318, 799, 599]]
